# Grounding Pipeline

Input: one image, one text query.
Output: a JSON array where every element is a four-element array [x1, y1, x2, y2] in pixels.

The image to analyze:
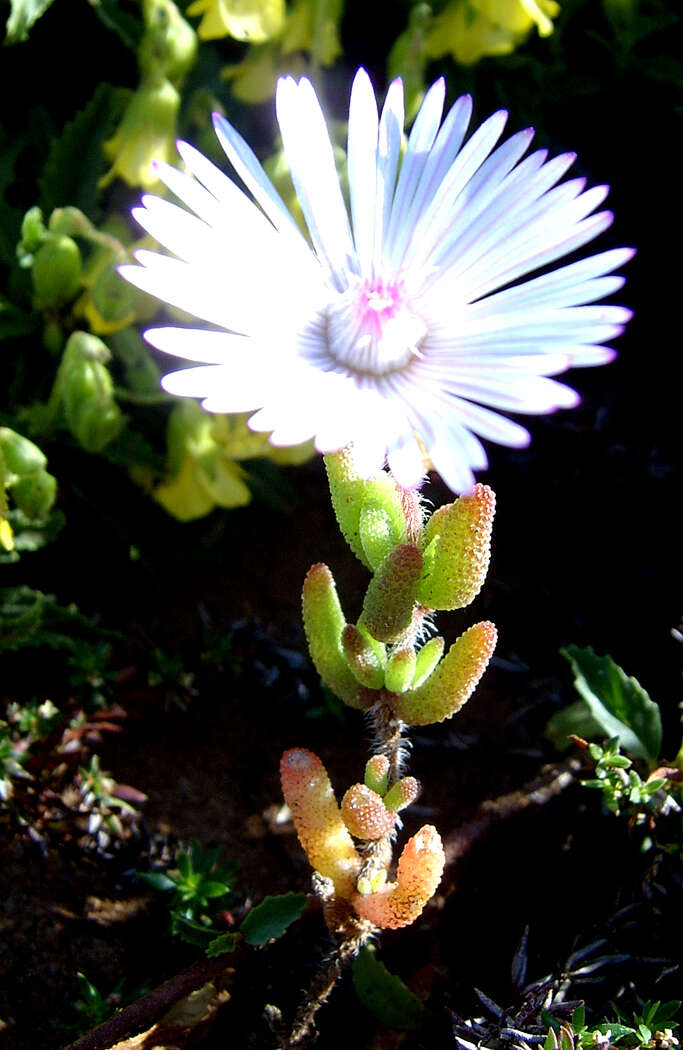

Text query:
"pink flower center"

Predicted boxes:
[[356, 278, 405, 339], [320, 275, 427, 377]]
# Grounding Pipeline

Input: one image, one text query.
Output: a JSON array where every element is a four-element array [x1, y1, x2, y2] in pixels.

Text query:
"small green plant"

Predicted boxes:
[[139, 839, 238, 944], [68, 971, 125, 1033], [78, 754, 145, 848], [0, 720, 30, 801], [544, 1001, 681, 1050], [581, 737, 673, 818], [547, 647, 683, 852]]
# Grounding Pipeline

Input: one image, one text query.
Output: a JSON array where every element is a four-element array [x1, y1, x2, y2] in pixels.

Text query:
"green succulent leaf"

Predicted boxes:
[[361, 544, 423, 644], [352, 945, 424, 1031], [240, 892, 307, 946], [562, 646, 662, 766]]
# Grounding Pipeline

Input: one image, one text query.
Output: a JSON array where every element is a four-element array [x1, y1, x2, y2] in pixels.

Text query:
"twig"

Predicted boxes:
[[60, 953, 237, 1050], [286, 929, 372, 1047], [443, 756, 582, 878]]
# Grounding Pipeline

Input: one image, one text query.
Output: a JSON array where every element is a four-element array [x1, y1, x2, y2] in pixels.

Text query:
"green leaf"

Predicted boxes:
[[201, 880, 231, 900], [352, 946, 424, 1031], [206, 932, 240, 958], [545, 698, 606, 750], [4, 0, 56, 44], [562, 646, 662, 766], [38, 84, 126, 218], [240, 892, 306, 947], [169, 913, 216, 946], [90, 0, 143, 50], [137, 871, 177, 892]]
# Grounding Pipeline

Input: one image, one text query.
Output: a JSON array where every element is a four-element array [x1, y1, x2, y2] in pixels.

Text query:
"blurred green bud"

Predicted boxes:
[[60, 332, 123, 452], [140, 0, 198, 82], [324, 448, 409, 570], [10, 471, 57, 519], [18, 206, 47, 261], [0, 427, 48, 475], [302, 563, 371, 710], [100, 75, 180, 190], [82, 259, 141, 334], [32, 233, 82, 308], [361, 544, 423, 644]]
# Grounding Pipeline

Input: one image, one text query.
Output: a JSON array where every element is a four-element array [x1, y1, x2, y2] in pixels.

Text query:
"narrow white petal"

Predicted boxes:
[[347, 68, 379, 274], [385, 93, 472, 266], [162, 364, 233, 398], [145, 326, 251, 363], [276, 76, 355, 286], [400, 109, 509, 270], [212, 113, 304, 243], [384, 78, 447, 261], [374, 78, 404, 265]]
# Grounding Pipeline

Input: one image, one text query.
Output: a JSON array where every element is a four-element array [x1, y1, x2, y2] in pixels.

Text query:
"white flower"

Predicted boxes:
[[120, 68, 632, 492]]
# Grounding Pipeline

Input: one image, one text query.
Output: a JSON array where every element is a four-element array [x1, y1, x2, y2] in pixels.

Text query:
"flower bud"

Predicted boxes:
[[388, 621, 497, 726], [10, 471, 57, 519], [80, 259, 141, 334], [139, 0, 198, 82], [0, 428, 47, 476], [280, 749, 360, 899], [18, 206, 46, 258], [100, 75, 180, 190], [60, 333, 123, 452], [32, 234, 82, 308], [341, 783, 396, 840]]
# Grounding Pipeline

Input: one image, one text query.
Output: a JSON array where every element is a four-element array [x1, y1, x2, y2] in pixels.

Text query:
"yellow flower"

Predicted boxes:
[[221, 44, 302, 103], [425, 0, 560, 65], [186, 0, 285, 42], [100, 75, 180, 190]]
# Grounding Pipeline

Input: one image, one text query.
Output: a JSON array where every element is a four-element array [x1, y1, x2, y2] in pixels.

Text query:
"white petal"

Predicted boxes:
[[211, 114, 304, 243], [384, 78, 447, 263], [276, 76, 355, 286], [145, 326, 251, 363], [392, 93, 473, 253], [374, 78, 404, 265], [347, 68, 379, 274], [387, 432, 426, 489]]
